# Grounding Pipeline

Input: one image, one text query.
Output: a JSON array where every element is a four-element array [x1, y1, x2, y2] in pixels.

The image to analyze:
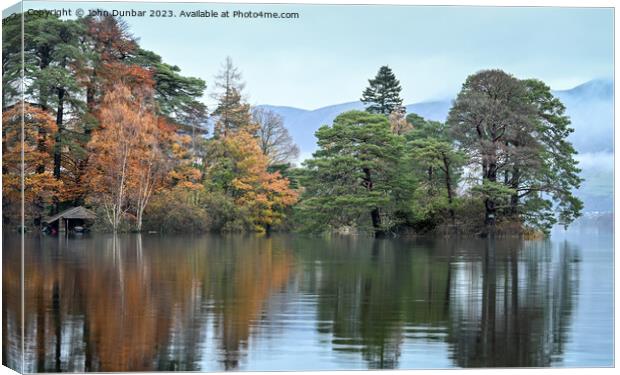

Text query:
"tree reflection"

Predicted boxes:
[[446, 238, 579, 367], [3, 234, 292, 372], [294, 235, 579, 369], [2, 234, 580, 371], [296, 236, 453, 369]]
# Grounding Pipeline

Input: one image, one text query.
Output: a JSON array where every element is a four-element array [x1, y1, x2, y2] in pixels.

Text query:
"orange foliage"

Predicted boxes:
[[5, 235, 293, 371], [84, 15, 137, 63], [2, 104, 63, 223], [207, 130, 298, 232], [167, 130, 203, 192], [85, 82, 160, 231]]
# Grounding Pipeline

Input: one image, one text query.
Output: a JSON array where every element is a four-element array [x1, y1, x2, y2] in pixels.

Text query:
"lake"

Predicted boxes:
[[2, 229, 613, 371]]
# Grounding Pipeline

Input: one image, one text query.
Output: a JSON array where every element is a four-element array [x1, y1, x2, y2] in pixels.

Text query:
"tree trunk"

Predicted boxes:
[[484, 161, 498, 229], [53, 88, 65, 180], [136, 209, 143, 232], [509, 167, 520, 217], [442, 154, 456, 226], [363, 167, 385, 238], [484, 198, 497, 226], [370, 208, 385, 238], [51, 88, 66, 215]]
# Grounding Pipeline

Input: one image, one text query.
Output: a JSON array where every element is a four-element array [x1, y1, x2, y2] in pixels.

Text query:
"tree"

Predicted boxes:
[[203, 130, 298, 233], [299, 111, 406, 236], [402, 116, 464, 228], [447, 70, 582, 233], [81, 15, 138, 112], [130, 117, 175, 232], [211, 57, 252, 137], [2, 14, 93, 215], [447, 70, 533, 228], [2, 105, 63, 225], [130, 48, 207, 127], [252, 108, 299, 165], [518, 79, 583, 229], [408, 137, 463, 226], [2, 14, 23, 109], [361, 66, 404, 115], [85, 73, 156, 232], [24, 17, 89, 181]]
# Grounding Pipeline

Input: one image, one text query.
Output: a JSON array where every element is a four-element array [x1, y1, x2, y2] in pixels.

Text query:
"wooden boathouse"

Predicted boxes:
[[42, 206, 97, 233]]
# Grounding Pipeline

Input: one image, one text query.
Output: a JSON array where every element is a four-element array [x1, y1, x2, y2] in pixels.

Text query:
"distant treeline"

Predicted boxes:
[[2, 14, 582, 236]]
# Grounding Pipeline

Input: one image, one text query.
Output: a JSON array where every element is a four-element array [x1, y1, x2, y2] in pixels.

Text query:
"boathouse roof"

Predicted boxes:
[[43, 206, 97, 224]]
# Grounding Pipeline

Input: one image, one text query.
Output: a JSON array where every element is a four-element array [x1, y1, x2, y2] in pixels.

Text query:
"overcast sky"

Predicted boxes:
[[26, 1, 614, 109]]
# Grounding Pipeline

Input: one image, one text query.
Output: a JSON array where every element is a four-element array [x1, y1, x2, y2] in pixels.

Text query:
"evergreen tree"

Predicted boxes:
[[447, 70, 582, 233], [361, 66, 404, 115], [518, 79, 583, 229], [405, 117, 464, 227], [211, 57, 252, 137], [299, 111, 407, 236], [130, 48, 207, 126], [3, 14, 93, 213]]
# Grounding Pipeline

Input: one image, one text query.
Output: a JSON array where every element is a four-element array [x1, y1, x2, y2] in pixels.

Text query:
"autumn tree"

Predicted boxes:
[[252, 108, 299, 165], [211, 57, 252, 137], [142, 121, 208, 233], [361, 66, 404, 116], [204, 130, 298, 233], [2, 105, 62, 225], [81, 15, 138, 112], [85, 66, 159, 232], [130, 117, 177, 231]]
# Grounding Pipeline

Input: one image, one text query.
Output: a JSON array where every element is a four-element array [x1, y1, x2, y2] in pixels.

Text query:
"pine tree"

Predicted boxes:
[[211, 57, 252, 137], [447, 70, 582, 233], [299, 111, 407, 236], [361, 66, 404, 115]]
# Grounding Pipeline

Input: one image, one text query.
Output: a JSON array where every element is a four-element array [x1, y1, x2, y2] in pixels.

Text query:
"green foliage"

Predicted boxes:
[[143, 189, 211, 233], [130, 48, 207, 127], [404, 116, 464, 229], [522, 79, 584, 228], [471, 180, 516, 205], [298, 111, 407, 235], [3, 13, 584, 237], [361, 66, 404, 115], [211, 57, 253, 137], [447, 69, 583, 233], [202, 191, 252, 232]]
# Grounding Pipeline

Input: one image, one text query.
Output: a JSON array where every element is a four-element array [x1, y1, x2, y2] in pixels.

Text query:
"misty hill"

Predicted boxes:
[[257, 78, 613, 213], [258, 78, 612, 156]]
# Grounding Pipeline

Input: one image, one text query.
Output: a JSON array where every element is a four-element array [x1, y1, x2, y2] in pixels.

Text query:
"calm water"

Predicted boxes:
[[2, 229, 613, 371]]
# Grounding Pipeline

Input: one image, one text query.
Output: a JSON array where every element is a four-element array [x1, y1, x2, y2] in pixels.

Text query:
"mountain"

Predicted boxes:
[[554, 79, 613, 153], [257, 78, 613, 212]]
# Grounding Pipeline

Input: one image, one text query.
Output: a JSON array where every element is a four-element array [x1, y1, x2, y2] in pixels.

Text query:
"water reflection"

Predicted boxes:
[[1, 232, 606, 371], [446, 238, 579, 367]]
